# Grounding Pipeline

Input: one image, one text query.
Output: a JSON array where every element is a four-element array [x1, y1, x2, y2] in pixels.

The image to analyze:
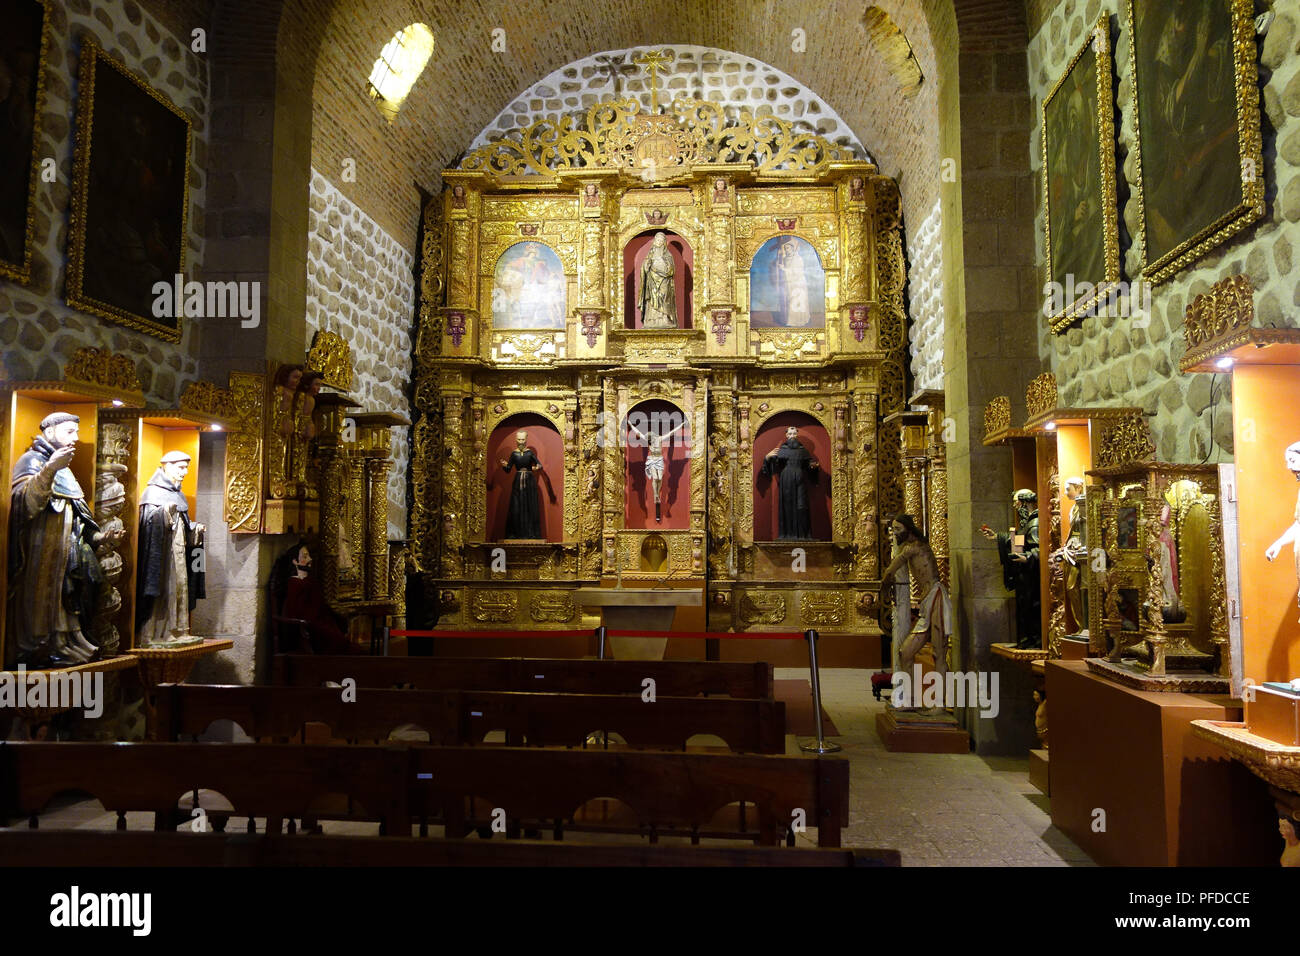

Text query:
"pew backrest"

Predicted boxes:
[[0, 742, 411, 836], [151, 683, 786, 754], [272, 655, 773, 699], [411, 746, 849, 847]]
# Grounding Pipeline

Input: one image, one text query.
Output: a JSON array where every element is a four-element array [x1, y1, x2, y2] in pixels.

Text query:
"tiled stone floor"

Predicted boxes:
[[10, 668, 1095, 866], [786, 667, 1095, 866]]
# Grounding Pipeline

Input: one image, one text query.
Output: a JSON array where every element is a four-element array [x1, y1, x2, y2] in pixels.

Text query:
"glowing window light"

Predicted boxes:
[[366, 24, 434, 121]]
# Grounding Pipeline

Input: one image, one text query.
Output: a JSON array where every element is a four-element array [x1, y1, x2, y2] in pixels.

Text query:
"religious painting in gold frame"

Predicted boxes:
[[1126, 0, 1264, 285], [0, 0, 50, 285], [1042, 16, 1120, 334], [66, 39, 192, 343]]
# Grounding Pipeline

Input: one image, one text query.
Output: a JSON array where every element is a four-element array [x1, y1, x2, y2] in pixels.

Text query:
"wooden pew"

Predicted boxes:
[[0, 830, 900, 867], [411, 746, 849, 847], [151, 683, 786, 754], [150, 684, 463, 745], [1, 742, 848, 847], [272, 654, 773, 699], [0, 742, 411, 836]]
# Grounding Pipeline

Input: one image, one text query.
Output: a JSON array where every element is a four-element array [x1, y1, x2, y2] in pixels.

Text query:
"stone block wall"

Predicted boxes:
[[0, 0, 207, 404], [307, 171, 414, 541], [1029, 0, 1300, 462], [906, 197, 944, 391]]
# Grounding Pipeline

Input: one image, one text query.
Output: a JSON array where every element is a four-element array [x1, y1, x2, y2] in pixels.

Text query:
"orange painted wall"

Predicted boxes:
[[1232, 365, 1300, 683]]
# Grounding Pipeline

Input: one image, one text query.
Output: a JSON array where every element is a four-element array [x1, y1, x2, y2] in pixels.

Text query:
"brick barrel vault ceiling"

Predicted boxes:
[[303, 0, 949, 249]]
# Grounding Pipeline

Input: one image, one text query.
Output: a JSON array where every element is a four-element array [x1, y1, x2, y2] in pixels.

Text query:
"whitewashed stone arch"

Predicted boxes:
[[468, 45, 873, 163]]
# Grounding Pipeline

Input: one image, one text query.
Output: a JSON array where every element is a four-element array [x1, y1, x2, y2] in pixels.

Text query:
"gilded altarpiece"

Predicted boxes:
[[409, 100, 910, 642]]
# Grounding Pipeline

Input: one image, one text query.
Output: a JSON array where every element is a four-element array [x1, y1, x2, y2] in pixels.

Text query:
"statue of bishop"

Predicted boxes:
[[135, 450, 205, 647]]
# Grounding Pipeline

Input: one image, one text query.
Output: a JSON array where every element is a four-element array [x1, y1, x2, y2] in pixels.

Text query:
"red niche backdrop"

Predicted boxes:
[[624, 398, 693, 530], [753, 411, 831, 542], [486, 414, 564, 542], [622, 230, 694, 329]]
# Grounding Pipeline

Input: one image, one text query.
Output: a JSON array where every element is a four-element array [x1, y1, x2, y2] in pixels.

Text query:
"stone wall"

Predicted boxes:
[[307, 171, 414, 541], [0, 0, 207, 404], [469, 45, 869, 161], [905, 197, 944, 390], [1029, 0, 1300, 462]]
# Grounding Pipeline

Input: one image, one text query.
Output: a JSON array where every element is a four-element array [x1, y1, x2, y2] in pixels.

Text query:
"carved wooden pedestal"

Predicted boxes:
[[874, 707, 970, 754], [127, 638, 235, 688]]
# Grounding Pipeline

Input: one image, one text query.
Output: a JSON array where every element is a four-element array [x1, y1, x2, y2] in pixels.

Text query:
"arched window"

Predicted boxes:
[[366, 24, 434, 121]]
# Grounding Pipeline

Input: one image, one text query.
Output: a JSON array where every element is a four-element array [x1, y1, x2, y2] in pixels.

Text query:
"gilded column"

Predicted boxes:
[[94, 421, 131, 655], [601, 377, 622, 575], [705, 176, 736, 356], [576, 179, 610, 355], [851, 389, 879, 580], [389, 543, 409, 630], [317, 428, 345, 606], [686, 375, 707, 576], [441, 178, 481, 356], [579, 384, 604, 578], [872, 176, 908, 527], [365, 456, 390, 600], [410, 193, 446, 579], [563, 396, 580, 547], [441, 379, 467, 579], [1207, 496, 1231, 678], [927, 459, 949, 590], [343, 449, 367, 602], [468, 398, 487, 542], [707, 377, 736, 579], [1141, 506, 1168, 675], [735, 395, 753, 574], [828, 398, 850, 546]]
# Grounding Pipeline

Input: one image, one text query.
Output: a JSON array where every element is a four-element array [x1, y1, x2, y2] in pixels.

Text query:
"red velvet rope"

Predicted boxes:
[[390, 628, 807, 641]]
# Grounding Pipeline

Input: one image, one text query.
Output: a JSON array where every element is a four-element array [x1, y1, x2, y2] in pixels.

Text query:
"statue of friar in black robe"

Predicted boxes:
[[982, 488, 1041, 649], [760, 426, 820, 541], [7, 412, 109, 669], [135, 451, 205, 647], [500, 430, 543, 539]]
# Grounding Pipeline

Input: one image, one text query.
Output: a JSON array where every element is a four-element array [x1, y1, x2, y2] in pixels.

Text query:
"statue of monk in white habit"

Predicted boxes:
[[638, 232, 677, 329], [7, 412, 117, 668], [135, 450, 205, 647]]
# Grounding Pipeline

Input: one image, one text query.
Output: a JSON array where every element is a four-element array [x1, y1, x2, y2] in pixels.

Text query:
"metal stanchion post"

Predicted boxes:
[[382, 624, 390, 657], [591, 625, 610, 748], [800, 628, 841, 754]]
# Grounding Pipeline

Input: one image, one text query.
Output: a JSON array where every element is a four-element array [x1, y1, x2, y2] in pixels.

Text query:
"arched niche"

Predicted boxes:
[[623, 398, 692, 530], [492, 241, 567, 330], [748, 235, 827, 329], [622, 230, 694, 329], [753, 411, 831, 542], [485, 413, 563, 542]]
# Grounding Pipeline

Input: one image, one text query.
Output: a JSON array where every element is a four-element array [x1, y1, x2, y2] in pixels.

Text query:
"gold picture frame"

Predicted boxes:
[[1126, 0, 1265, 285], [66, 39, 192, 343], [1042, 16, 1120, 334], [0, 0, 51, 285]]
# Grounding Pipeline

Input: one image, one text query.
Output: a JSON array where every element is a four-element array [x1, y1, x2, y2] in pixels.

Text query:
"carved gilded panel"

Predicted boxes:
[[224, 371, 265, 534]]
